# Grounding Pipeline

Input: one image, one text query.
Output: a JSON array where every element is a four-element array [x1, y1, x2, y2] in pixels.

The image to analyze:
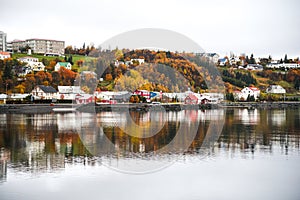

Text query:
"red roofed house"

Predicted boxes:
[[0, 52, 11, 60], [238, 86, 260, 101], [184, 93, 198, 104]]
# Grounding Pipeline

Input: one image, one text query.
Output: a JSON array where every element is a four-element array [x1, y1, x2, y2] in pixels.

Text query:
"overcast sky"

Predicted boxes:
[[1, 0, 299, 59]]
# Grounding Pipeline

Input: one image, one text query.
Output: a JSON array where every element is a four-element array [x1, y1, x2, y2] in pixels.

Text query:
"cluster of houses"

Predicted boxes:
[[217, 53, 300, 70], [0, 84, 225, 105], [18, 56, 72, 76], [233, 85, 286, 101], [0, 52, 72, 76]]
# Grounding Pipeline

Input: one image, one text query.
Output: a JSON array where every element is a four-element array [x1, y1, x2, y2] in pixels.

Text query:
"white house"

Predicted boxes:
[[266, 85, 286, 94], [55, 62, 72, 71], [245, 64, 263, 71], [26, 62, 45, 72], [18, 56, 39, 63], [266, 63, 300, 69], [235, 87, 260, 101], [31, 85, 58, 100], [58, 86, 84, 100], [218, 58, 228, 66], [0, 51, 11, 60]]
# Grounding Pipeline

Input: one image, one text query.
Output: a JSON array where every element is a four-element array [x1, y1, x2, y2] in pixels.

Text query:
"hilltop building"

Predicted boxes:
[[11, 38, 65, 55], [0, 31, 7, 52]]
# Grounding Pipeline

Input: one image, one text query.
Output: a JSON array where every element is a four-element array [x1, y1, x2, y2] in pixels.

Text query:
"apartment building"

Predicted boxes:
[[11, 38, 65, 55], [0, 31, 7, 51]]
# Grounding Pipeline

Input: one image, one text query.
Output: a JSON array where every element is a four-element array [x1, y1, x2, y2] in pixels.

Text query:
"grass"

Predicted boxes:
[[11, 53, 97, 70]]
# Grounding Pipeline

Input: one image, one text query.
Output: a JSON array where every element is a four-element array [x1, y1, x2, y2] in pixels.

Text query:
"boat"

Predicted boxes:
[[52, 107, 77, 112]]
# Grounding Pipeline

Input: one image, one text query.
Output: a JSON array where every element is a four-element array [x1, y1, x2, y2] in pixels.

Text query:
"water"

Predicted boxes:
[[0, 108, 300, 200]]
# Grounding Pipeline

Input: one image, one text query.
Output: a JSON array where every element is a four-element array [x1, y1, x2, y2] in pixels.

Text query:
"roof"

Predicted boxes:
[[0, 94, 8, 99], [249, 87, 260, 91], [57, 62, 71, 67], [37, 85, 57, 93], [0, 51, 10, 56], [219, 58, 227, 62], [186, 93, 198, 100], [26, 38, 64, 42]]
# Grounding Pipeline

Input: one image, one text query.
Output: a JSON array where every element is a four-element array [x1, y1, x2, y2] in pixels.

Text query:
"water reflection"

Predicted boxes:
[[0, 108, 299, 179]]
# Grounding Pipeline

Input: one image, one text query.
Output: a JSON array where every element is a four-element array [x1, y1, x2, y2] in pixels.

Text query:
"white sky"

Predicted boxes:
[[0, 0, 299, 59]]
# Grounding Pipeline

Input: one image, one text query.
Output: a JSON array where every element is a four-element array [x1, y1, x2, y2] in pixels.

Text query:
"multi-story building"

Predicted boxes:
[[11, 40, 26, 52], [0, 31, 7, 52], [11, 38, 65, 55], [6, 41, 12, 52], [26, 38, 65, 55]]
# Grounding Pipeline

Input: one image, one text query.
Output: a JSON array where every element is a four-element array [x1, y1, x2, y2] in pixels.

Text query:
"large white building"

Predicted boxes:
[[266, 63, 299, 69], [0, 31, 7, 52], [234, 87, 261, 101], [11, 38, 65, 55], [266, 85, 286, 94]]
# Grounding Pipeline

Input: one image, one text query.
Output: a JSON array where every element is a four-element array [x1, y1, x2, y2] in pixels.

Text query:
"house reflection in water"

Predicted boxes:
[[0, 148, 10, 182], [0, 109, 299, 174]]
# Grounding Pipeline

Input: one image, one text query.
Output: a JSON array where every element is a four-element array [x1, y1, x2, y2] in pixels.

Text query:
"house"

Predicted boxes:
[[266, 85, 286, 94], [31, 85, 58, 100], [184, 93, 198, 104], [0, 51, 10, 60], [18, 56, 38, 63], [95, 91, 131, 103], [75, 94, 94, 104], [205, 53, 219, 64], [134, 90, 150, 101], [58, 86, 84, 100], [0, 94, 8, 104], [55, 62, 72, 71], [239, 87, 260, 101], [26, 62, 45, 72], [245, 64, 263, 71], [17, 66, 33, 76], [218, 58, 228, 66]]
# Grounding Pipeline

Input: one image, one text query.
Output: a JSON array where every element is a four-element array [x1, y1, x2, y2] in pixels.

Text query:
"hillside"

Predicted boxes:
[[1, 50, 300, 101]]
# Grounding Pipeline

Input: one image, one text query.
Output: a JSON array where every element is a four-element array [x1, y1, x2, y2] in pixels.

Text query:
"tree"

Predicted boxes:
[[249, 54, 256, 64], [105, 73, 113, 81], [226, 93, 234, 102], [247, 94, 255, 102], [284, 54, 288, 63], [3, 59, 13, 80], [15, 84, 25, 94], [295, 77, 300, 90]]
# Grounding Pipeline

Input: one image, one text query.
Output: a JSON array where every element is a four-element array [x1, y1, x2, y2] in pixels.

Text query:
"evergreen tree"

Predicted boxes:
[[295, 77, 300, 90], [284, 54, 288, 63], [249, 54, 256, 64], [3, 61, 13, 80]]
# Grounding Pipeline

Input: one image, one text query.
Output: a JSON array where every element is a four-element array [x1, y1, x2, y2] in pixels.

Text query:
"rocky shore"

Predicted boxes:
[[0, 102, 299, 114]]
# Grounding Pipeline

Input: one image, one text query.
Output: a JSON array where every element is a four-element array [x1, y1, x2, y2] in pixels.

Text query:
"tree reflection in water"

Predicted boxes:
[[0, 108, 299, 177]]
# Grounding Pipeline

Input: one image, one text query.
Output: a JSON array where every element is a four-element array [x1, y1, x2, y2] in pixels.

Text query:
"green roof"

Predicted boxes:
[[57, 62, 71, 67]]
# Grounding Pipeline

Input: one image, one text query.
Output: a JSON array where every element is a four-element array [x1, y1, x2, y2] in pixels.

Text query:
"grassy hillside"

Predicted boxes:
[[11, 53, 96, 70]]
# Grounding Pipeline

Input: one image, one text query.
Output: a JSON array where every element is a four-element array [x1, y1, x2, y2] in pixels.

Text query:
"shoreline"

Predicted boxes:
[[0, 101, 299, 114]]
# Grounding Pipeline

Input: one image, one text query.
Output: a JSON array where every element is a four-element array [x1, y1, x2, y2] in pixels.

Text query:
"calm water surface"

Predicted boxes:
[[0, 108, 300, 200]]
